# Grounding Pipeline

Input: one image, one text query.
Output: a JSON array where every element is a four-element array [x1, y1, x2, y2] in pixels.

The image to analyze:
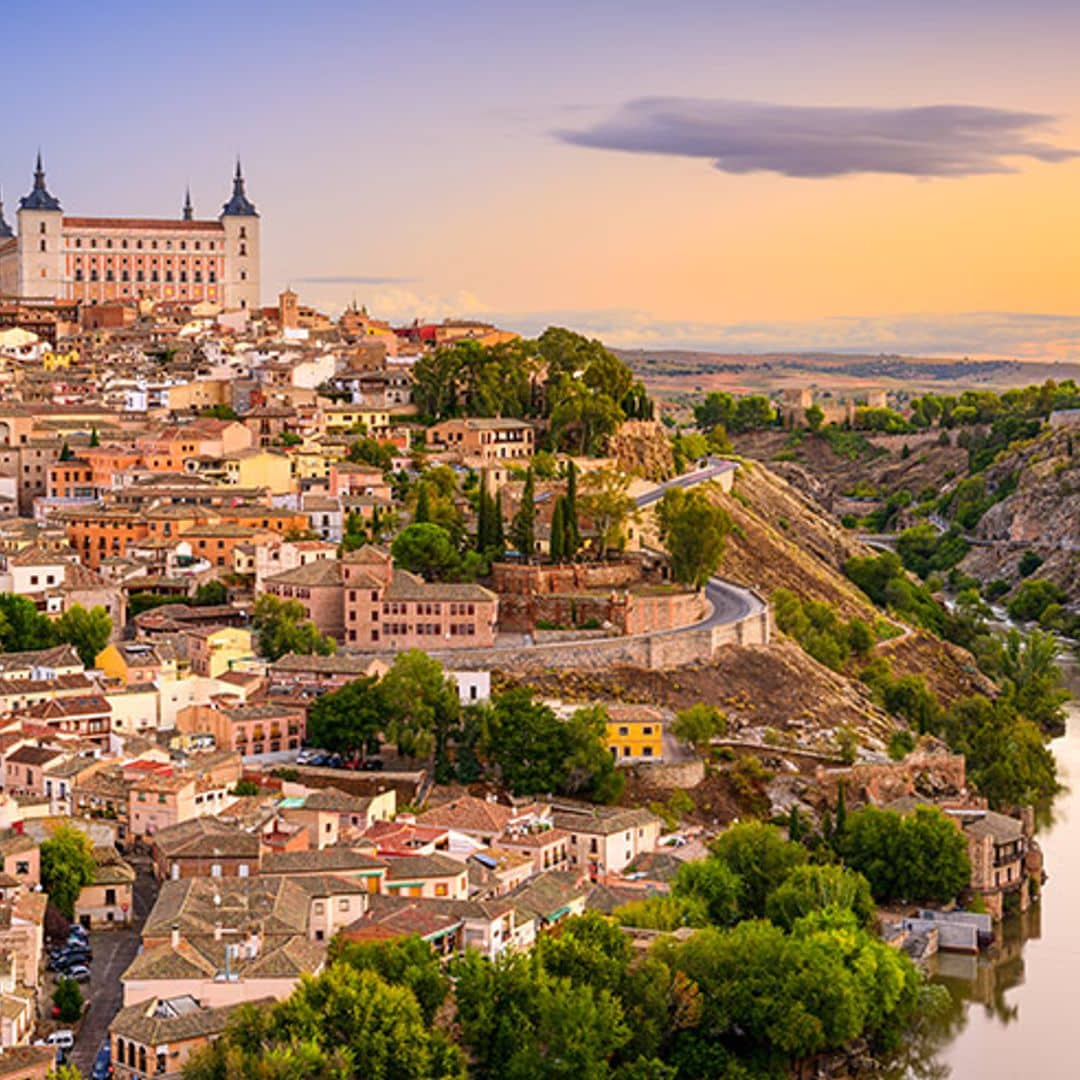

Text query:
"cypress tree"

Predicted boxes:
[[564, 460, 580, 558], [414, 482, 431, 525], [509, 468, 536, 561], [59, 441, 74, 462], [549, 497, 565, 563], [476, 476, 491, 553], [834, 782, 848, 852], [89, 426, 100, 448], [493, 489, 505, 551]]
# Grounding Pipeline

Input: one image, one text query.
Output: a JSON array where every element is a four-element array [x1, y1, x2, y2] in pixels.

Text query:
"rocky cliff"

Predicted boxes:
[[959, 426, 1080, 602], [606, 420, 676, 481]]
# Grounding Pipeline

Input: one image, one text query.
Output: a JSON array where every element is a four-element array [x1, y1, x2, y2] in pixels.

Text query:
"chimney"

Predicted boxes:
[[214, 921, 222, 942], [170, 923, 180, 949]]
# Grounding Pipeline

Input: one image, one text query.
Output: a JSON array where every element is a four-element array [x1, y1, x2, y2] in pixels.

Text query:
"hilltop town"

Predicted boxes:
[[0, 157, 1070, 1079]]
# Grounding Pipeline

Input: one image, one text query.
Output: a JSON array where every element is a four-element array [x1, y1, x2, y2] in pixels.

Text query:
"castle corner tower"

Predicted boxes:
[[219, 159, 260, 312], [16, 153, 64, 299]]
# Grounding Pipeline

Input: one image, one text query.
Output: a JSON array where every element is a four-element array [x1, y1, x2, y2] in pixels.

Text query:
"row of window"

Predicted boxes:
[[75, 268, 217, 283], [74, 237, 217, 251], [380, 601, 478, 616]]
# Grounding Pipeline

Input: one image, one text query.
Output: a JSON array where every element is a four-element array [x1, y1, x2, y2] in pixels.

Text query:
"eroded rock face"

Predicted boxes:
[[960, 427, 1080, 603], [606, 420, 676, 481]]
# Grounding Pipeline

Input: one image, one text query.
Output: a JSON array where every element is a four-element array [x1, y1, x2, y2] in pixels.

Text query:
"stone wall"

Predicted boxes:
[[631, 757, 706, 790], [813, 738, 967, 805], [491, 559, 657, 596]]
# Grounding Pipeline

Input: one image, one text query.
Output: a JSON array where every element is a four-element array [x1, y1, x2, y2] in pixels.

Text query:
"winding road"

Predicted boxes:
[[633, 458, 767, 635]]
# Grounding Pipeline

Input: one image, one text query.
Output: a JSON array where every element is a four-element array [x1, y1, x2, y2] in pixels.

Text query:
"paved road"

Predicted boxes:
[[633, 458, 737, 509], [68, 857, 156, 1076]]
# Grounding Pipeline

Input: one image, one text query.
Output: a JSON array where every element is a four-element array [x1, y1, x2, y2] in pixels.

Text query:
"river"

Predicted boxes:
[[889, 672, 1080, 1079]]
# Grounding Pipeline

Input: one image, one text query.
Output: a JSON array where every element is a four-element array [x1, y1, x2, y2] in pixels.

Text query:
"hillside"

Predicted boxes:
[[957, 425, 1080, 603], [711, 459, 882, 621]]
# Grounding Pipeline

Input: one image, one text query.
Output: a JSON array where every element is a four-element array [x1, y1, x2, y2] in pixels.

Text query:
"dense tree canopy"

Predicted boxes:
[[410, 327, 651, 457], [657, 488, 732, 589], [252, 595, 336, 661], [841, 805, 970, 904], [41, 825, 97, 919]]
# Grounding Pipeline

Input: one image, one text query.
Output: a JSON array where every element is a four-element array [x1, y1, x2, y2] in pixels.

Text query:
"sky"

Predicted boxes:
[[2, 0, 1080, 358]]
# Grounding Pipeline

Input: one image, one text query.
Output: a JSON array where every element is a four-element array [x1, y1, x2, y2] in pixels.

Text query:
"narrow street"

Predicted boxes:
[[67, 855, 156, 1076]]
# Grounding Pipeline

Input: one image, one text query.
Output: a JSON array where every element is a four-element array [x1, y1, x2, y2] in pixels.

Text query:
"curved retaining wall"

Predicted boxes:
[[431, 589, 771, 673]]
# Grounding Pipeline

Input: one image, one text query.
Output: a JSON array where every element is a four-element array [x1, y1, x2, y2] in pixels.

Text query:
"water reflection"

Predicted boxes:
[[884, 699, 1079, 1078]]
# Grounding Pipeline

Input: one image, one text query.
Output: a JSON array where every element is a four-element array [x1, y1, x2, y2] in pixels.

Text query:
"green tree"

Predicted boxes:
[[509, 468, 536, 560], [380, 650, 461, 768], [40, 825, 96, 919], [0, 594, 57, 652], [59, 441, 74, 462], [671, 858, 742, 926], [657, 487, 732, 588], [328, 935, 451, 1025], [563, 705, 625, 803], [990, 628, 1071, 734], [941, 694, 1058, 808], [671, 703, 726, 756], [193, 580, 228, 606], [347, 437, 396, 472], [578, 468, 636, 558], [486, 689, 573, 795], [89, 425, 100, 448], [306, 676, 383, 759], [184, 963, 465, 1080], [708, 821, 807, 917], [549, 496, 566, 563], [564, 460, 581, 558], [452, 948, 630, 1080], [842, 805, 970, 903], [413, 481, 432, 525], [390, 523, 460, 581], [251, 595, 336, 662], [764, 863, 876, 931], [805, 404, 825, 431], [54, 604, 112, 668], [53, 977, 84, 1023]]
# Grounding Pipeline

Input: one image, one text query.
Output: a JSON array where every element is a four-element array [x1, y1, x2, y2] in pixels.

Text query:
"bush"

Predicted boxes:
[[887, 729, 916, 761], [53, 978, 83, 1022]]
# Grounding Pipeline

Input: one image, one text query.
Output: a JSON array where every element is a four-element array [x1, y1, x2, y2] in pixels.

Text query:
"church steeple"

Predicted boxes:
[[220, 158, 257, 217], [182, 186, 194, 221], [0, 188, 13, 239], [19, 151, 62, 212]]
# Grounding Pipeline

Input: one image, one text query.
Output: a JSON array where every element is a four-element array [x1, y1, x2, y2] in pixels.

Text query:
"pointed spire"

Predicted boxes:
[[20, 151, 61, 212], [221, 157, 257, 217], [183, 186, 194, 221]]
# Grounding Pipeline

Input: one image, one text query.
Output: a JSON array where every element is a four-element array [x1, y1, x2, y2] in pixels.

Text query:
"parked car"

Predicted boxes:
[[92, 1041, 113, 1080], [65, 965, 91, 983], [52, 946, 92, 964], [307, 754, 329, 767], [360, 759, 384, 771], [45, 1030, 75, 1051]]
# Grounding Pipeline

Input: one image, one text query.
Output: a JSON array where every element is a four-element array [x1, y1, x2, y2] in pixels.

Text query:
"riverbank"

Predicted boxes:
[[888, 683, 1078, 1078]]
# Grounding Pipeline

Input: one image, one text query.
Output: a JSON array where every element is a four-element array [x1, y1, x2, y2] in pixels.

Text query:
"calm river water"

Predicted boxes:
[[889, 684, 1080, 1079]]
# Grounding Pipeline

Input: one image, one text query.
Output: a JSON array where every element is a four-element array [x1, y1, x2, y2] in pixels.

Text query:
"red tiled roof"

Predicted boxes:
[[62, 217, 225, 232]]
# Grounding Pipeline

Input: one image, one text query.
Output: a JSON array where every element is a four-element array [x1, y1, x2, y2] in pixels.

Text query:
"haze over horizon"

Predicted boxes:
[[3, 0, 1080, 359]]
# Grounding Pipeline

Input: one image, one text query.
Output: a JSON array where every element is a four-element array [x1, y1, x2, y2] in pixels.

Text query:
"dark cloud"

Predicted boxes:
[[295, 274, 412, 285], [556, 98, 1078, 178]]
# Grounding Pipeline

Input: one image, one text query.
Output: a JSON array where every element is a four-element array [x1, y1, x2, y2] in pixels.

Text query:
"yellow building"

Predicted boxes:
[[222, 449, 294, 495], [43, 346, 79, 370], [184, 626, 254, 679], [605, 704, 665, 763], [321, 406, 392, 438], [95, 641, 176, 688]]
